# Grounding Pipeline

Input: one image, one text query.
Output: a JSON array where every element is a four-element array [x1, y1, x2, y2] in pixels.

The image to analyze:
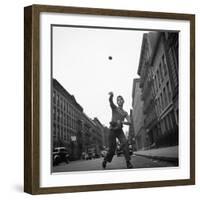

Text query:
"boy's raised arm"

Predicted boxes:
[[108, 92, 116, 109]]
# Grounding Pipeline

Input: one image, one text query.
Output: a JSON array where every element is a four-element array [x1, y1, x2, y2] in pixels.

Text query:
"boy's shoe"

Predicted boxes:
[[102, 160, 107, 169], [126, 161, 133, 169]]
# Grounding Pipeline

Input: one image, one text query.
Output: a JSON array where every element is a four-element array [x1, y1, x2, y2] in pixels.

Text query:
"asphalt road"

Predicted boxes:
[[52, 155, 177, 173]]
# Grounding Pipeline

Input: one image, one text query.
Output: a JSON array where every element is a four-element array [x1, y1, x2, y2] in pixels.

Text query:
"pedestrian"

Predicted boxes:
[[102, 92, 133, 169]]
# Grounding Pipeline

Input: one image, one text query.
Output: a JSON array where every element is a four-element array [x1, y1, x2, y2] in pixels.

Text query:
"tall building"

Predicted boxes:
[[137, 32, 159, 147], [81, 114, 103, 156], [164, 32, 179, 125], [137, 32, 179, 148], [132, 78, 147, 150], [52, 79, 83, 160], [52, 79, 105, 160], [93, 117, 104, 154]]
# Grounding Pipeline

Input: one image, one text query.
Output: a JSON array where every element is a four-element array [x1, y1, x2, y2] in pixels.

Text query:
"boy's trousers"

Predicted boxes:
[[105, 128, 130, 162]]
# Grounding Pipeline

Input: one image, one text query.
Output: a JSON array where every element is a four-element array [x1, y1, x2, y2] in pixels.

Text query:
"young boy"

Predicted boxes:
[[102, 92, 133, 169]]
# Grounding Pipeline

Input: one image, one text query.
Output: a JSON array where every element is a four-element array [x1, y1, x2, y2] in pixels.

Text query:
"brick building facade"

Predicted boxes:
[[136, 32, 179, 148], [52, 79, 106, 160]]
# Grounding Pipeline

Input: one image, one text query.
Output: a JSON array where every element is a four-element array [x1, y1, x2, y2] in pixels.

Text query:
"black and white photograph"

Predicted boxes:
[[51, 26, 179, 173], [23, 4, 195, 194]]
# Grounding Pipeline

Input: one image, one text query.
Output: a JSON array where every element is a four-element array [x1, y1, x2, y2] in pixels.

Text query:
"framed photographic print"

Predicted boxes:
[[24, 4, 195, 194]]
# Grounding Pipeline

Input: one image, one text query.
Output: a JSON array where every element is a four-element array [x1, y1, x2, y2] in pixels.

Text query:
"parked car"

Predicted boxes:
[[81, 152, 89, 160], [87, 148, 96, 159], [53, 147, 69, 166], [87, 151, 93, 160], [81, 152, 87, 160]]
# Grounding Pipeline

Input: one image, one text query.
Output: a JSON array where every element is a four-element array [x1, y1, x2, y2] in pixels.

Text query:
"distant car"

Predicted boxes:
[[53, 147, 69, 166], [81, 152, 91, 160], [84, 153, 90, 160], [81, 152, 87, 160], [87, 152, 93, 160], [87, 148, 96, 159]]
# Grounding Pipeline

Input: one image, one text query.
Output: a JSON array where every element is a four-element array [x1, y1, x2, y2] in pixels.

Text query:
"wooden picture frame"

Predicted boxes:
[[24, 4, 195, 194]]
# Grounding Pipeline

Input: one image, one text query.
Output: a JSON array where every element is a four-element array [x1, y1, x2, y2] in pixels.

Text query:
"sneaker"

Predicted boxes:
[[126, 161, 133, 169], [102, 160, 107, 169]]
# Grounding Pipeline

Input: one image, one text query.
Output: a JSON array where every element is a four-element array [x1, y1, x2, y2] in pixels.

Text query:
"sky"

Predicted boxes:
[[53, 26, 146, 130]]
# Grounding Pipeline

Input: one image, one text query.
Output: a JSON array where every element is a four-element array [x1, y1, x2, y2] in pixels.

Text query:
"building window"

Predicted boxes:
[[166, 81, 171, 102], [57, 94, 59, 106], [162, 55, 168, 75], [153, 76, 158, 92], [72, 119, 74, 130], [67, 129, 70, 141], [163, 87, 167, 108], [167, 115, 172, 130], [64, 128, 67, 140], [57, 110, 60, 122], [60, 98, 63, 109], [155, 99, 158, 115], [62, 112, 65, 124], [156, 75, 159, 91], [169, 47, 178, 74], [67, 116, 69, 127], [70, 117, 72, 128], [159, 63, 164, 82], [165, 115, 169, 132], [64, 113, 66, 125], [170, 112, 176, 129], [53, 91, 56, 103], [57, 125, 60, 137], [61, 128, 63, 140], [157, 70, 160, 87], [53, 107, 55, 120], [162, 119, 167, 134], [158, 97, 161, 114], [53, 123, 56, 137], [160, 93, 163, 110], [160, 120, 164, 134], [162, 118, 166, 133]]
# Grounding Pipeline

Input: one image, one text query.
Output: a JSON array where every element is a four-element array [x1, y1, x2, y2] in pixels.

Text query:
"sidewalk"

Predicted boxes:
[[133, 146, 178, 163]]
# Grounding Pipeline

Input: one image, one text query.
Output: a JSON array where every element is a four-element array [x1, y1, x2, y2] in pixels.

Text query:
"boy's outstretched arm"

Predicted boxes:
[[108, 92, 116, 109]]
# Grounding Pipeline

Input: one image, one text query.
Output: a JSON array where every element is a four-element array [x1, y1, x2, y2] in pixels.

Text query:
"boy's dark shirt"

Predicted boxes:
[[109, 95, 128, 123]]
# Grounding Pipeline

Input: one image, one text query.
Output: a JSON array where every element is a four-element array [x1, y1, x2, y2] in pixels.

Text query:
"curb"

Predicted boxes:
[[133, 153, 178, 164]]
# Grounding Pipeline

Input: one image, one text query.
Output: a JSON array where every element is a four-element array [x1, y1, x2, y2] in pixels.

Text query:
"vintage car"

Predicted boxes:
[[53, 147, 70, 166]]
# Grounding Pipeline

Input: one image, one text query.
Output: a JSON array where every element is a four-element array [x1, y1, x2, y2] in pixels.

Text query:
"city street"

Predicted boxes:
[[52, 155, 177, 173]]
